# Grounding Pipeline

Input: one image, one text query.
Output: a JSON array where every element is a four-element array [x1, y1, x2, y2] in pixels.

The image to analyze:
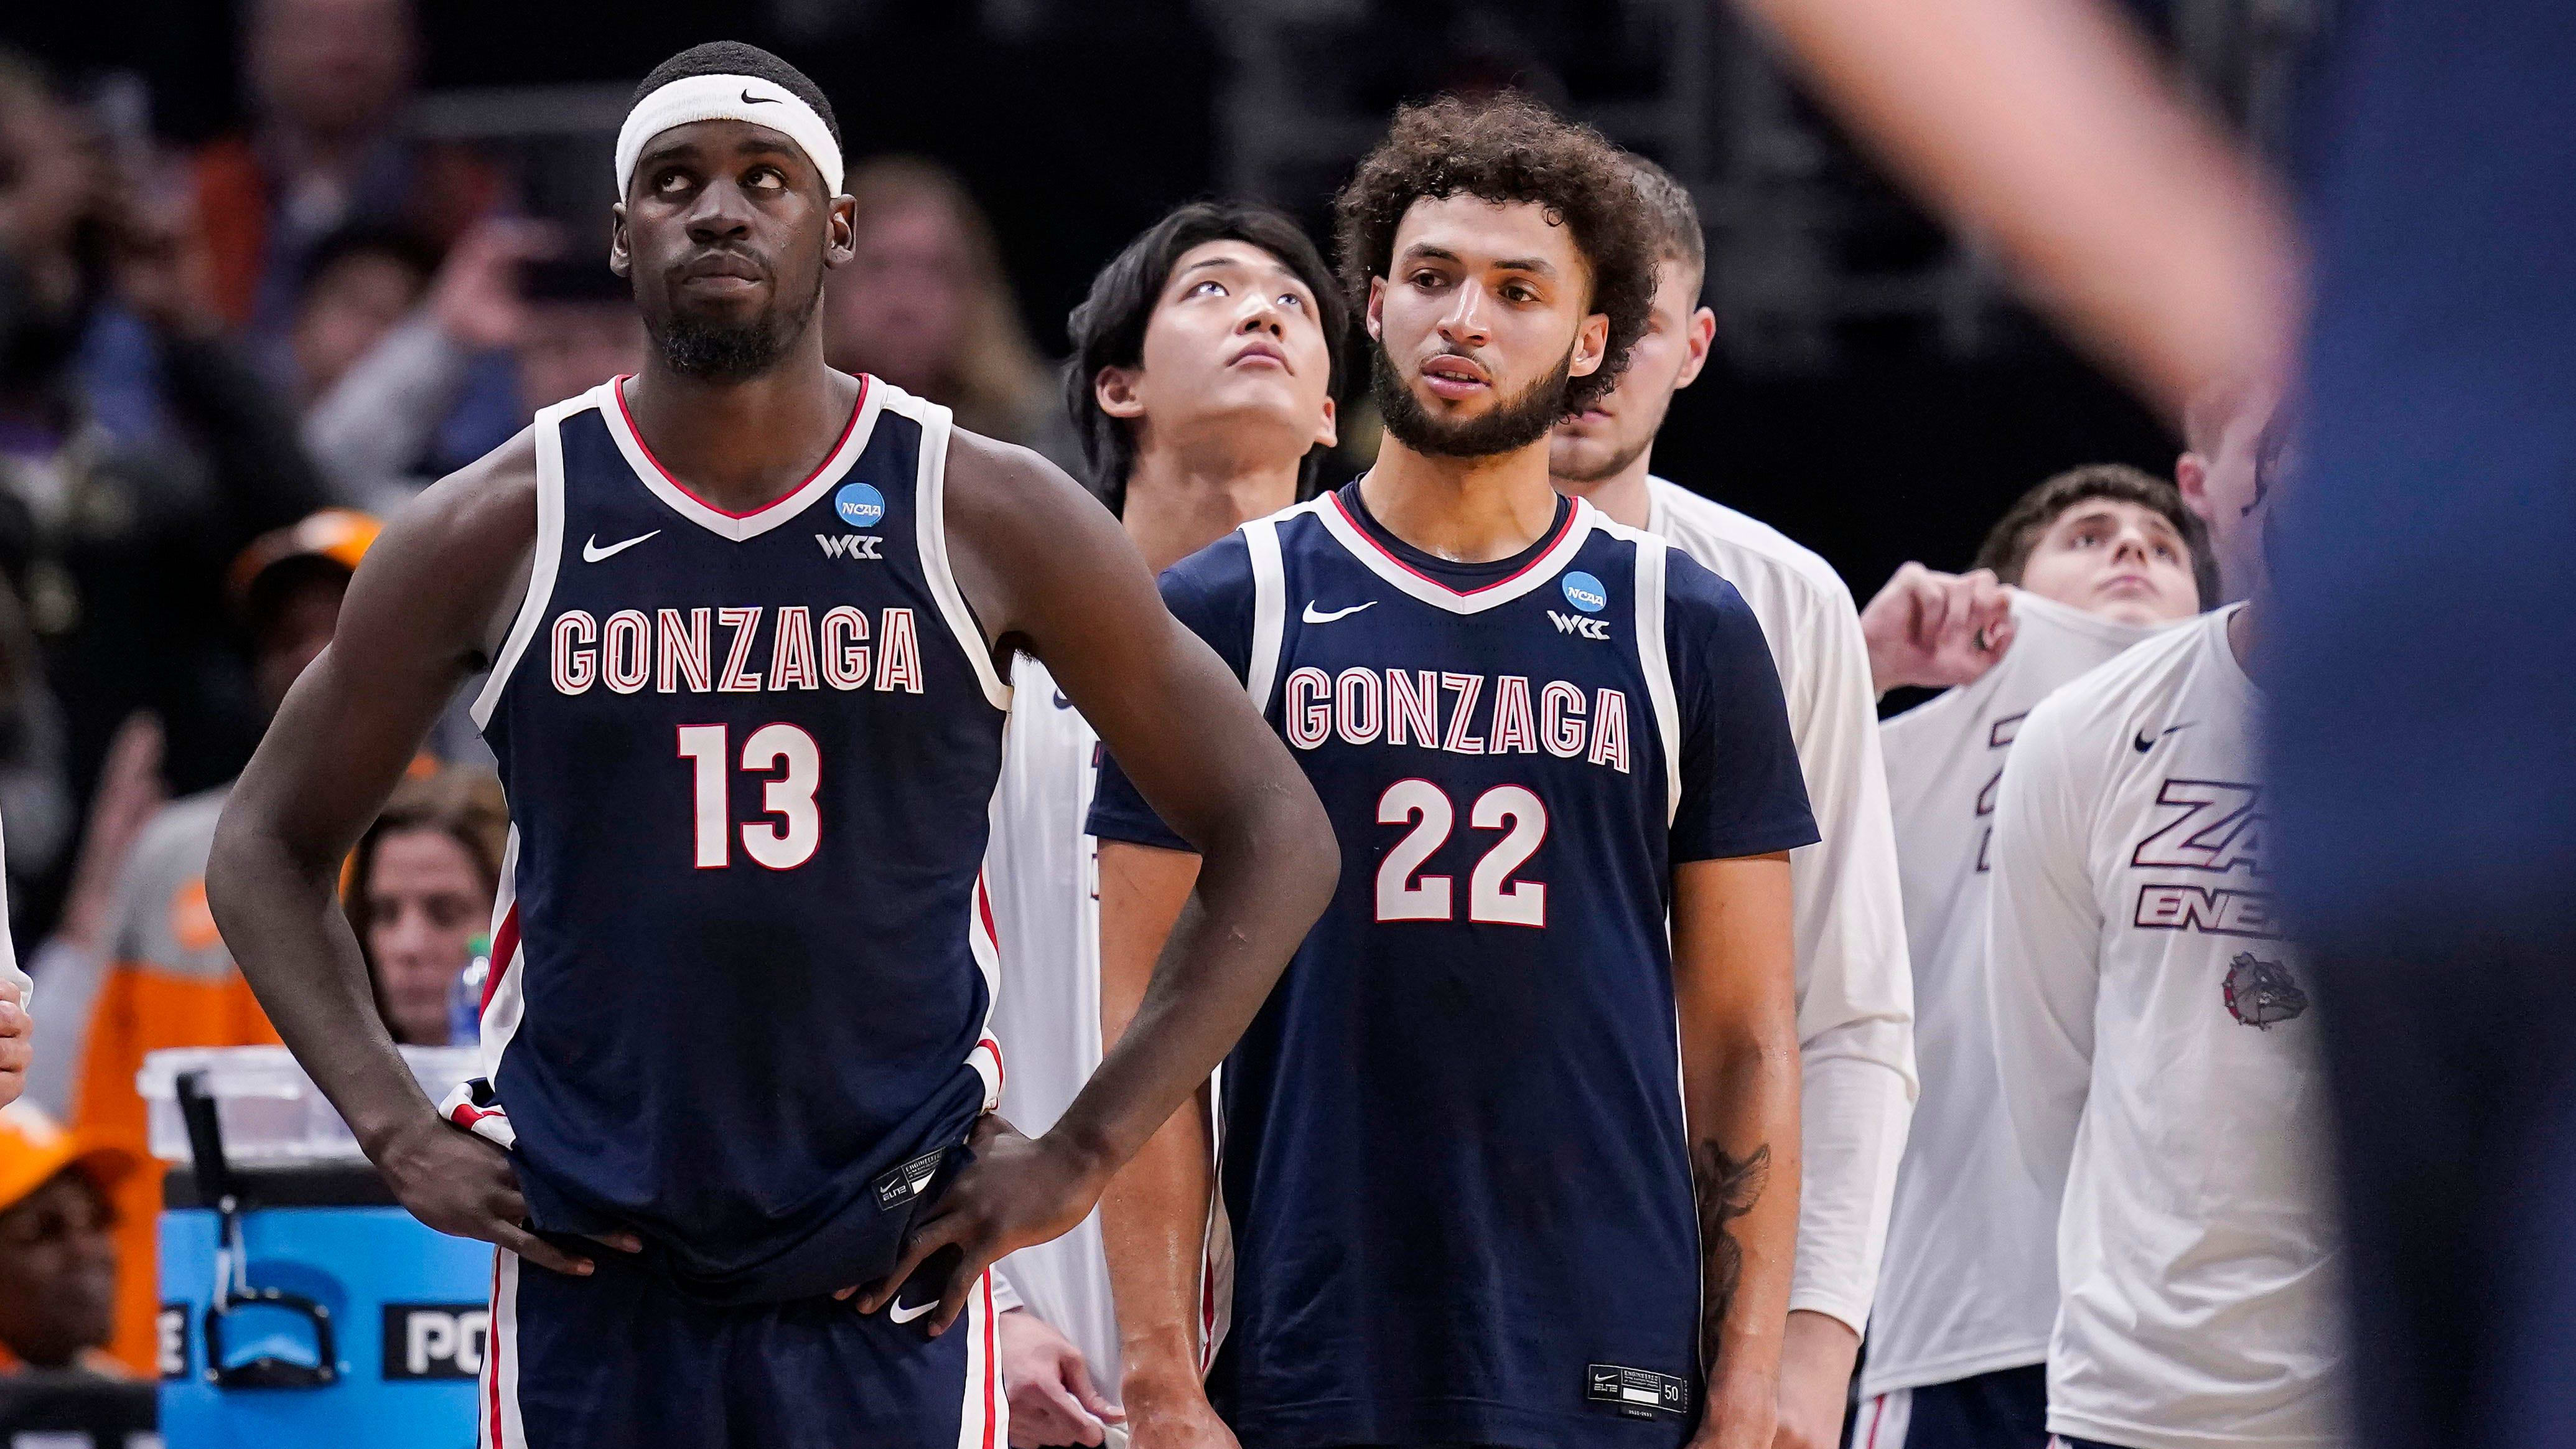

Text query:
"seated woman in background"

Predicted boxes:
[[346, 766, 506, 1048]]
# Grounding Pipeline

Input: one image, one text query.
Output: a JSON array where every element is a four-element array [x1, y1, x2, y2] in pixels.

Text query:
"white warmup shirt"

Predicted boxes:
[[1864, 591, 2172, 1399], [982, 657, 1123, 1384], [1648, 478, 1916, 1332], [1989, 606, 2343, 1449]]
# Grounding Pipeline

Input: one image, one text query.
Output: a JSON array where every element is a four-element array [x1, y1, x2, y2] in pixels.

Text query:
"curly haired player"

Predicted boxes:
[[1093, 95, 1814, 1449]]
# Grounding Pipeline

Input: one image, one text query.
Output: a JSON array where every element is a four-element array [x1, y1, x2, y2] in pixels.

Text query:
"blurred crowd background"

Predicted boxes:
[[0, 0, 2322, 1382]]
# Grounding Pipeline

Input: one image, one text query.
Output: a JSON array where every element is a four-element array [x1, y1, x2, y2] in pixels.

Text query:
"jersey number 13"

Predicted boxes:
[[676, 723, 820, 870]]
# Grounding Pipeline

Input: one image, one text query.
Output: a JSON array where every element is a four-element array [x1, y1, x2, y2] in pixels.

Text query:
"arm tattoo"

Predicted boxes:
[[1692, 1138, 1771, 1371]]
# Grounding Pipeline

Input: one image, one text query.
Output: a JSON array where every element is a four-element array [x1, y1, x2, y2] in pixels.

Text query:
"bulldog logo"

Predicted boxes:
[[2223, 952, 2308, 1029]]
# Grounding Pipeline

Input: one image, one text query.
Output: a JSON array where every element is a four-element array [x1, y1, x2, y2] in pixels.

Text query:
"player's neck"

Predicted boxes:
[[1121, 443, 1302, 574], [1361, 434, 1562, 564], [622, 335, 861, 516], [1551, 444, 1656, 532]]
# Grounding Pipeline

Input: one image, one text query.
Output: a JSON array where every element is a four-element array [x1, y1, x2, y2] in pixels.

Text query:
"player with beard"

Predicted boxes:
[[1547, 157, 1914, 1449], [1986, 387, 2343, 1449], [981, 200, 1344, 1447], [204, 42, 1337, 1449], [1090, 95, 1816, 1449]]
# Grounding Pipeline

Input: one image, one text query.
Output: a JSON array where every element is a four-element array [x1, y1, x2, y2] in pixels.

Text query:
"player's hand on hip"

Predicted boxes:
[[0, 984, 29, 1108], [373, 1114, 599, 1277], [1860, 563, 2017, 695], [998, 1306, 1124, 1447], [846, 1113, 1106, 1335]]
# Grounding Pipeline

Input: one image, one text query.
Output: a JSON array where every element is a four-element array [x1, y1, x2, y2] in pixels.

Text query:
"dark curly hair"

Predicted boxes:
[[1332, 93, 1658, 416]]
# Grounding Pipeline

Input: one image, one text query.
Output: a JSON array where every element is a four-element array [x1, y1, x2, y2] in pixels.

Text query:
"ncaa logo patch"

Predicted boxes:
[[1561, 571, 1608, 613], [836, 481, 887, 528]]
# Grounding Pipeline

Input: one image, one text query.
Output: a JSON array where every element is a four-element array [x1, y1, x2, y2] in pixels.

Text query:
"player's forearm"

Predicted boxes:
[[1049, 802, 1333, 1175], [207, 790, 438, 1154], [1098, 1085, 1216, 1397], [1686, 1027, 1801, 1418], [1091, 841, 1225, 1395]]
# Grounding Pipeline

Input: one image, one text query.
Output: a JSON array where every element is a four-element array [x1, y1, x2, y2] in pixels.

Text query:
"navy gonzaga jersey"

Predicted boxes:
[[469, 375, 1010, 1304], [1091, 483, 1818, 1449]]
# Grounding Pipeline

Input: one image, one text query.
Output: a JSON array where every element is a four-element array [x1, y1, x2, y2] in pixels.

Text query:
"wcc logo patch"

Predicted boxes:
[[2223, 952, 2309, 1029]]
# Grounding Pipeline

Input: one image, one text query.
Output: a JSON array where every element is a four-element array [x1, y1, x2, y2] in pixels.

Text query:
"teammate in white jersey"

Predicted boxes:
[[1857, 464, 2206, 1449], [983, 200, 1344, 1447], [1989, 386, 2343, 1449], [1547, 155, 1912, 1449]]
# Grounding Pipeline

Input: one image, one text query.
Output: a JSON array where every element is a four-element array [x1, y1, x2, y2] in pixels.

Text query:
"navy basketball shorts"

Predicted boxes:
[[1850, 1365, 2048, 1449], [477, 1249, 1004, 1448]]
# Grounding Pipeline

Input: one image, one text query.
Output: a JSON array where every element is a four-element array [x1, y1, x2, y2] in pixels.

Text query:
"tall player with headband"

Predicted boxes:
[[206, 42, 1336, 1449]]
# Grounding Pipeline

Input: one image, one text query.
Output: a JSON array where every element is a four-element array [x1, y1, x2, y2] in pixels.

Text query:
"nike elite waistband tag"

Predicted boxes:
[[1585, 1362, 1691, 1419], [874, 1150, 945, 1211]]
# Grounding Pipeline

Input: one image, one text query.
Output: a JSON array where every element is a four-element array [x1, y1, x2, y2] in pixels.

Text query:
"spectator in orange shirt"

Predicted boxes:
[[35, 509, 375, 1372]]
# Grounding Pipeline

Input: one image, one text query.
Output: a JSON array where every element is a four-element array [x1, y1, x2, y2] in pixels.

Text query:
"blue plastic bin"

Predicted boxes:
[[158, 1163, 492, 1448]]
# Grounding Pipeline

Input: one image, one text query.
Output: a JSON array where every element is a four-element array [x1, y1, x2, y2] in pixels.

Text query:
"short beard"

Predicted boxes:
[[1372, 340, 1574, 459], [647, 283, 820, 382]]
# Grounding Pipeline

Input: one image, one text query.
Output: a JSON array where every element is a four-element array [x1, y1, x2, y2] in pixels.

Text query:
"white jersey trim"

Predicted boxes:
[[477, 827, 526, 1086], [469, 400, 572, 730], [1313, 486, 1600, 615], [594, 373, 885, 543], [1613, 522, 1683, 825], [891, 391, 1013, 711], [1243, 512, 1291, 714]]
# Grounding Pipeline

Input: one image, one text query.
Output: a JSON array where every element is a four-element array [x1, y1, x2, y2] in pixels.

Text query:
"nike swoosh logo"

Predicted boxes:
[[1302, 601, 1377, 624], [740, 90, 778, 105], [887, 1297, 936, 1325], [582, 530, 660, 563], [2133, 723, 2195, 753]]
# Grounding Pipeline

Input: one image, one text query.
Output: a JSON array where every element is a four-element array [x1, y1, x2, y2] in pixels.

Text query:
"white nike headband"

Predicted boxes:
[[614, 72, 844, 199]]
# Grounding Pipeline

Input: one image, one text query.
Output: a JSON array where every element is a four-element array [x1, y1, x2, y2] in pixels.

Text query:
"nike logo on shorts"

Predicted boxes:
[[887, 1297, 937, 1325], [583, 530, 660, 563], [1303, 601, 1376, 624]]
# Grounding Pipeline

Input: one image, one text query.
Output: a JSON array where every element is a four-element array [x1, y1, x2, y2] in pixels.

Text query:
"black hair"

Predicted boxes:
[[299, 222, 441, 299], [632, 41, 841, 181], [1332, 92, 1658, 416], [1972, 461, 2218, 606], [1063, 201, 1348, 513]]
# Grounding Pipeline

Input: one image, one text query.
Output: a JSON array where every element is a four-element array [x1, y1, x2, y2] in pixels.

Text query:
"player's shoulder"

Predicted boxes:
[[937, 401, 1097, 525], [403, 424, 541, 558], [1648, 477, 1856, 612]]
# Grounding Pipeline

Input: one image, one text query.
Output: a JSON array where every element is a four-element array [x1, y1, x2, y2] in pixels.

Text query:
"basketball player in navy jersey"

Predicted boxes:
[[205, 42, 1335, 1449], [1091, 96, 1815, 1449]]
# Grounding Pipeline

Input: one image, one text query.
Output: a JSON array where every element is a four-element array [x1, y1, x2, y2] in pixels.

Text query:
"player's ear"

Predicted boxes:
[[2176, 452, 2215, 523], [609, 203, 631, 279], [1568, 312, 1610, 378], [1312, 393, 1339, 451], [1094, 365, 1147, 421], [1673, 306, 1717, 390], [1365, 276, 1386, 340], [824, 195, 857, 269]]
